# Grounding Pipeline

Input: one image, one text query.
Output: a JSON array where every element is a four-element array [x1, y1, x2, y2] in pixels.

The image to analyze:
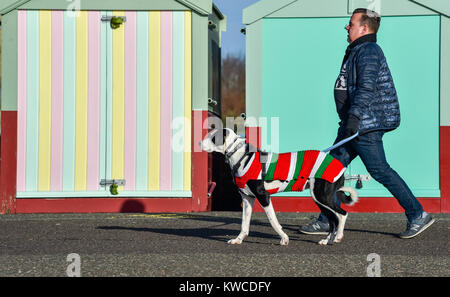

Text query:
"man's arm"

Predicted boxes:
[[348, 44, 381, 121]]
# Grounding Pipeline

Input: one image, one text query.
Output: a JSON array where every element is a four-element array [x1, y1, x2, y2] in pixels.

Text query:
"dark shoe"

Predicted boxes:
[[299, 219, 330, 235], [399, 212, 435, 239]]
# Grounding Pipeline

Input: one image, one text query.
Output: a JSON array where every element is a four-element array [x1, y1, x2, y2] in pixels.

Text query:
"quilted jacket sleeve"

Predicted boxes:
[[348, 44, 381, 120]]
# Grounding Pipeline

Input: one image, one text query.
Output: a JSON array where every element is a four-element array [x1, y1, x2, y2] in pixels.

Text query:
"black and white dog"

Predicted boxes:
[[200, 128, 358, 246]]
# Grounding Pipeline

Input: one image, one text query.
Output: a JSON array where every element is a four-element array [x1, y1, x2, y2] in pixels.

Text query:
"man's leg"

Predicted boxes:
[[299, 127, 356, 234], [353, 131, 424, 222]]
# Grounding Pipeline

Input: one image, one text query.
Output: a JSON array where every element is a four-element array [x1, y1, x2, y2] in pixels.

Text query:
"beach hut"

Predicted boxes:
[[243, 0, 450, 213], [0, 0, 225, 213]]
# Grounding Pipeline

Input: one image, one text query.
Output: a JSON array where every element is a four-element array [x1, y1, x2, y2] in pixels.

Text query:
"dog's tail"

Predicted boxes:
[[336, 186, 359, 206]]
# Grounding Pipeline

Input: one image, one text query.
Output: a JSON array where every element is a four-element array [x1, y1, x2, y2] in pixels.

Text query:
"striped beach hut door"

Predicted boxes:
[[17, 10, 192, 198]]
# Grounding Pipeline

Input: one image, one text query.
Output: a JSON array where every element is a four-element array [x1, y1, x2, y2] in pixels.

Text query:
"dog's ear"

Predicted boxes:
[[222, 129, 230, 146], [209, 128, 231, 147], [212, 129, 228, 146], [208, 129, 222, 147]]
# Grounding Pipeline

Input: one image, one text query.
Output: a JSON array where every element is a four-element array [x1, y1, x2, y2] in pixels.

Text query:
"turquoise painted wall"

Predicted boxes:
[[261, 15, 440, 197]]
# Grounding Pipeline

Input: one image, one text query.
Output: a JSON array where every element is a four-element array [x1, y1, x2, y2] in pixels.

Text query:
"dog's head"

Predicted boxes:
[[200, 128, 238, 154]]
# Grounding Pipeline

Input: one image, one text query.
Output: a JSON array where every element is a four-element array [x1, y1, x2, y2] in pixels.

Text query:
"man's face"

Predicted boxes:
[[345, 13, 367, 43]]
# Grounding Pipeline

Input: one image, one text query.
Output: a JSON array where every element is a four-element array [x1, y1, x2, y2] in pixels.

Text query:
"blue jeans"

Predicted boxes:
[[318, 128, 423, 223]]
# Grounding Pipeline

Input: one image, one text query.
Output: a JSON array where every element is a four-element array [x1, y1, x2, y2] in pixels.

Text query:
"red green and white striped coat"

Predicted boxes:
[[234, 150, 346, 194]]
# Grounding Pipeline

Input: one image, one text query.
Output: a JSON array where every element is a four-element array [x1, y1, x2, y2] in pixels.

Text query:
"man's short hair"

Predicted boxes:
[[353, 8, 381, 33]]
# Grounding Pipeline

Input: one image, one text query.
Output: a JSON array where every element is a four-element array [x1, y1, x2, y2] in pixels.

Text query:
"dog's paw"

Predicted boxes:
[[334, 235, 343, 243], [227, 238, 242, 245], [318, 237, 334, 245], [280, 236, 289, 246], [318, 232, 339, 245], [318, 239, 329, 245]]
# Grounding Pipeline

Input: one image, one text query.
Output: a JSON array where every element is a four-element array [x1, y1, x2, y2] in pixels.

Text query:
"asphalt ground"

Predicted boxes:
[[0, 212, 448, 277]]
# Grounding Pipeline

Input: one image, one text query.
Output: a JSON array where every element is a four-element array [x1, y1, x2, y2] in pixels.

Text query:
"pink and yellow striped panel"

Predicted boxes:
[[16, 10, 192, 195]]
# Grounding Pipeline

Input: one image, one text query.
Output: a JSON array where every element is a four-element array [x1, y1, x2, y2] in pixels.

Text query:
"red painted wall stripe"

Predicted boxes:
[[246, 126, 261, 149], [191, 110, 210, 212], [16, 198, 193, 214], [0, 111, 18, 214], [252, 197, 441, 214], [440, 126, 450, 213]]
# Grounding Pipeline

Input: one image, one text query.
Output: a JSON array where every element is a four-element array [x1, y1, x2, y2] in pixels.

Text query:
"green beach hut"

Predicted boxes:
[[243, 0, 450, 213]]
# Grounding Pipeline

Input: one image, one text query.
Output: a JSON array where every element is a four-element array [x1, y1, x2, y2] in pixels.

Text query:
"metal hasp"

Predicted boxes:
[[345, 174, 371, 189], [100, 179, 126, 195], [100, 179, 126, 186], [101, 15, 127, 29], [101, 16, 127, 22]]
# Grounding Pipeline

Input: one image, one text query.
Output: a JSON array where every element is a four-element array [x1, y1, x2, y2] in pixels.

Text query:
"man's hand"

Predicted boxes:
[[344, 114, 360, 139]]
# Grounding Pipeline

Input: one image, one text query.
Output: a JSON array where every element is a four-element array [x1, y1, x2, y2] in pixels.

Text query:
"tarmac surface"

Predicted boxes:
[[0, 211, 448, 277]]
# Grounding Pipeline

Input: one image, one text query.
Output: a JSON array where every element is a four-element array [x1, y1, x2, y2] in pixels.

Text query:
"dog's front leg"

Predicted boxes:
[[264, 201, 289, 245], [228, 194, 255, 244]]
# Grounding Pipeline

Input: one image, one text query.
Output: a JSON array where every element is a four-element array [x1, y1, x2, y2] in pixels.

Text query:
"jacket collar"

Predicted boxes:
[[342, 33, 377, 65], [348, 33, 377, 50]]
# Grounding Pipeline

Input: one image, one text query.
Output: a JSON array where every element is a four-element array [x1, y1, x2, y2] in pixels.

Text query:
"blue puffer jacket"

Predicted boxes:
[[346, 41, 401, 134]]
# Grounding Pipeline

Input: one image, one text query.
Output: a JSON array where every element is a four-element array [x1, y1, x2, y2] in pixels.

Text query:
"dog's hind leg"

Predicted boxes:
[[332, 176, 349, 243], [247, 180, 289, 245], [334, 212, 347, 243], [317, 208, 338, 245], [228, 193, 255, 244], [309, 178, 344, 245]]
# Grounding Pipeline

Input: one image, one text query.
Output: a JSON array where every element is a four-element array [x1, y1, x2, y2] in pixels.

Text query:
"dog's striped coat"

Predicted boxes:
[[235, 150, 346, 194]]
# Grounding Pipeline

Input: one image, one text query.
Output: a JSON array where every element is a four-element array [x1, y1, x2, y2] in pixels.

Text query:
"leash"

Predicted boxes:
[[322, 131, 359, 153]]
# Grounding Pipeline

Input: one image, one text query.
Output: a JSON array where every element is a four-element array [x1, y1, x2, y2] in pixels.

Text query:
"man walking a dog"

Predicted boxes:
[[300, 8, 434, 238]]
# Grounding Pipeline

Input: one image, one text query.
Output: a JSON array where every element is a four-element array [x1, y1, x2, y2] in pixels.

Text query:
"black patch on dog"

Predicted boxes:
[[246, 180, 270, 208], [210, 129, 230, 147], [312, 176, 349, 244], [211, 152, 242, 211]]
